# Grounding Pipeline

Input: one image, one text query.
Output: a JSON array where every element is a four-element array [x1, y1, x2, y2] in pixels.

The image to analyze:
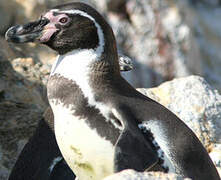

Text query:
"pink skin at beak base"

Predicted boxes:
[[40, 11, 68, 42], [40, 25, 58, 42]]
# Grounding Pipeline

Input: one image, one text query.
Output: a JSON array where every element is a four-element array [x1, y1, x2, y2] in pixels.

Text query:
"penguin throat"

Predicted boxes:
[[49, 48, 113, 123]]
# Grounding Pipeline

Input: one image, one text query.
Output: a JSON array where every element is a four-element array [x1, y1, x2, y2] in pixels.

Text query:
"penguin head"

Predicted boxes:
[[5, 2, 116, 56], [41, 3, 102, 55]]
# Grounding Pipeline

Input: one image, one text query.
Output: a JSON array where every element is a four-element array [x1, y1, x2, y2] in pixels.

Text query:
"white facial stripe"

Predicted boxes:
[[51, 9, 105, 56], [49, 9, 120, 131], [112, 108, 125, 130], [50, 49, 113, 125], [50, 52, 122, 131], [49, 10, 106, 119]]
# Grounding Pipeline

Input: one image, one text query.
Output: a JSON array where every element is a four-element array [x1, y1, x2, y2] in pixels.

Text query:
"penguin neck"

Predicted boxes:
[[49, 37, 119, 107], [50, 46, 119, 79]]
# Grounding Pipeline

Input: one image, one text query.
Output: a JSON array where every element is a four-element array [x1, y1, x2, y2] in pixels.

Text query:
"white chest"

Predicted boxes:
[[50, 101, 115, 180]]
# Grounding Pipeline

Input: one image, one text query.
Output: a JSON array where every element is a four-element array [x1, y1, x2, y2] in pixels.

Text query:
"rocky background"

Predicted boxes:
[[0, 0, 221, 179]]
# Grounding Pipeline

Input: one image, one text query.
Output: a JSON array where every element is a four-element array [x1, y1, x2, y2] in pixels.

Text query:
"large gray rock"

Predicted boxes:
[[176, 0, 221, 91], [103, 76, 221, 180], [0, 40, 47, 180], [138, 75, 221, 175], [1, 0, 201, 88], [138, 76, 221, 147], [0, 40, 48, 110], [107, 0, 198, 87], [1, 0, 221, 90], [1, 0, 221, 179]]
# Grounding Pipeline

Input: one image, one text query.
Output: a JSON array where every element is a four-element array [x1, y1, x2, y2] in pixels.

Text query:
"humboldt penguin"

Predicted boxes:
[[5, 2, 220, 180]]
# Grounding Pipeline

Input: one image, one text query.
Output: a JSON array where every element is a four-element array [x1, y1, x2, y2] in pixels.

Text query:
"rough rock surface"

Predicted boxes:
[[0, 41, 47, 180], [0, 0, 202, 88], [2, 0, 221, 90], [138, 76, 221, 175], [138, 76, 221, 147], [0, 39, 48, 110], [103, 169, 191, 180], [176, 0, 221, 91], [108, 0, 197, 87]]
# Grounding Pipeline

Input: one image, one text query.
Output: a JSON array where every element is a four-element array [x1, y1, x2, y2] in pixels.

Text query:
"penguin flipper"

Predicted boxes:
[[113, 105, 159, 172], [9, 107, 76, 180]]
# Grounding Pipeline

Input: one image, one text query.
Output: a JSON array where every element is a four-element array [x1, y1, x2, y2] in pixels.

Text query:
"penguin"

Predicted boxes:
[[6, 59, 133, 179], [5, 2, 220, 180], [8, 107, 76, 180]]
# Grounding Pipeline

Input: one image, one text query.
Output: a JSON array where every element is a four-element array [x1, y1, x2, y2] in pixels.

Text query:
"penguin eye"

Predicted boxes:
[[59, 17, 68, 24]]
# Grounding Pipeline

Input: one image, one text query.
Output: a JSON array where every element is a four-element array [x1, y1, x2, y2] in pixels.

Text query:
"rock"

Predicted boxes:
[[0, 54, 48, 110], [107, 0, 201, 88], [1, 0, 221, 179], [107, 0, 127, 13], [0, 44, 47, 180], [138, 75, 221, 176], [209, 144, 221, 175], [11, 57, 50, 94], [0, 101, 42, 177], [2, 0, 221, 90], [1, 0, 202, 88], [0, 0, 33, 35], [4, 0, 98, 23], [103, 169, 191, 180], [138, 76, 221, 147], [175, 0, 221, 90], [0, 0, 17, 35]]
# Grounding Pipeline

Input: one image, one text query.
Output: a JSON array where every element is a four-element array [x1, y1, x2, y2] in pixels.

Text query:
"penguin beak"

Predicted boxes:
[[5, 18, 54, 43]]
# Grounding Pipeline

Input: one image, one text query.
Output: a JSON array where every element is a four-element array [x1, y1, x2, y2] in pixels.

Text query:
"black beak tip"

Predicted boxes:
[[5, 27, 14, 41], [5, 18, 50, 43], [5, 25, 22, 43]]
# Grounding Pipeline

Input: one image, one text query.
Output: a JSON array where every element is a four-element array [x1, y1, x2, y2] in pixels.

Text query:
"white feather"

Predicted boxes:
[[50, 100, 115, 180]]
